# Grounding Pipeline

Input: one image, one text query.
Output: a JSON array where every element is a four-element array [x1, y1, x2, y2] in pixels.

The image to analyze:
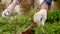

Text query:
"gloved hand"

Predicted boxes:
[[33, 9, 47, 27], [2, 9, 12, 17]]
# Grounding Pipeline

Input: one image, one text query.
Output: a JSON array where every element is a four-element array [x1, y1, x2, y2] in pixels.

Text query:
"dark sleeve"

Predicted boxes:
[[44, 0, 52, 7], [53, 0, 57, 1]]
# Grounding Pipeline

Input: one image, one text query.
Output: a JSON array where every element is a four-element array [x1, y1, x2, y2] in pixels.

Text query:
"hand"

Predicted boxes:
[[33, 9, 47, 27], [2, 9, 12, 17]]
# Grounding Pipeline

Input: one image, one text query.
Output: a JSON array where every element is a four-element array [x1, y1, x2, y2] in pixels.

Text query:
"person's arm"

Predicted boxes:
[[33, 0, 52, 33], [34, 0, 52, 26], [40, 3, 48, 10], [8, 0, 18, 11], [2, 0, 18, 17]]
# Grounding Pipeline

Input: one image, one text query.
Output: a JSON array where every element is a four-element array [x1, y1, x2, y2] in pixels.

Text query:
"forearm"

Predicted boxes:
[[40, 4, 48, 11], [8, 0, 18, 11], [40, 0, 52, 11]]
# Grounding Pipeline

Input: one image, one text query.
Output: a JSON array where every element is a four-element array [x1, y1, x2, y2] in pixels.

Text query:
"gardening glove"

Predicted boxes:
[[2, 9, 12, 18], [33, 9, 47, 27]]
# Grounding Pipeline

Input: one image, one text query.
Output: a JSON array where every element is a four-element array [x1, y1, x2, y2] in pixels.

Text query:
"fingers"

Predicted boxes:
[[2, 9, 12, 17], [37, 14, 47, 27], [2, 10, 8, 17], [33, 9, 47, 27], [2, 11, 5, 17], [34, 12, 42, 27], [34, 12, 42, 23], [41, 16, 47, 26], [41, 11, 47, 26]]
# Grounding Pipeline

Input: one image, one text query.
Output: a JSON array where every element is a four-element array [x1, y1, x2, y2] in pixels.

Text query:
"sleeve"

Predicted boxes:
[[44, 0, 52, 7]]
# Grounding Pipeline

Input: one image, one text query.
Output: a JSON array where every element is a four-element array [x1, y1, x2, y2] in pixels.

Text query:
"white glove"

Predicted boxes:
[[2, 9, 12, 17], [34, 9, 47, 27]]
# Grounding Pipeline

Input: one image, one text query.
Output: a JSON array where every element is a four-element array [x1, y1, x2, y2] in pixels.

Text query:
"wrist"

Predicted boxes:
[[39, 9, 47, 13]]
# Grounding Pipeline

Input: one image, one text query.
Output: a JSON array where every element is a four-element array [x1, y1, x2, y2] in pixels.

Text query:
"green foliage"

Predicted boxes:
[[0, 10, 60, 34], [44, 22, 60, 34], [47, 9, 60, 22]]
